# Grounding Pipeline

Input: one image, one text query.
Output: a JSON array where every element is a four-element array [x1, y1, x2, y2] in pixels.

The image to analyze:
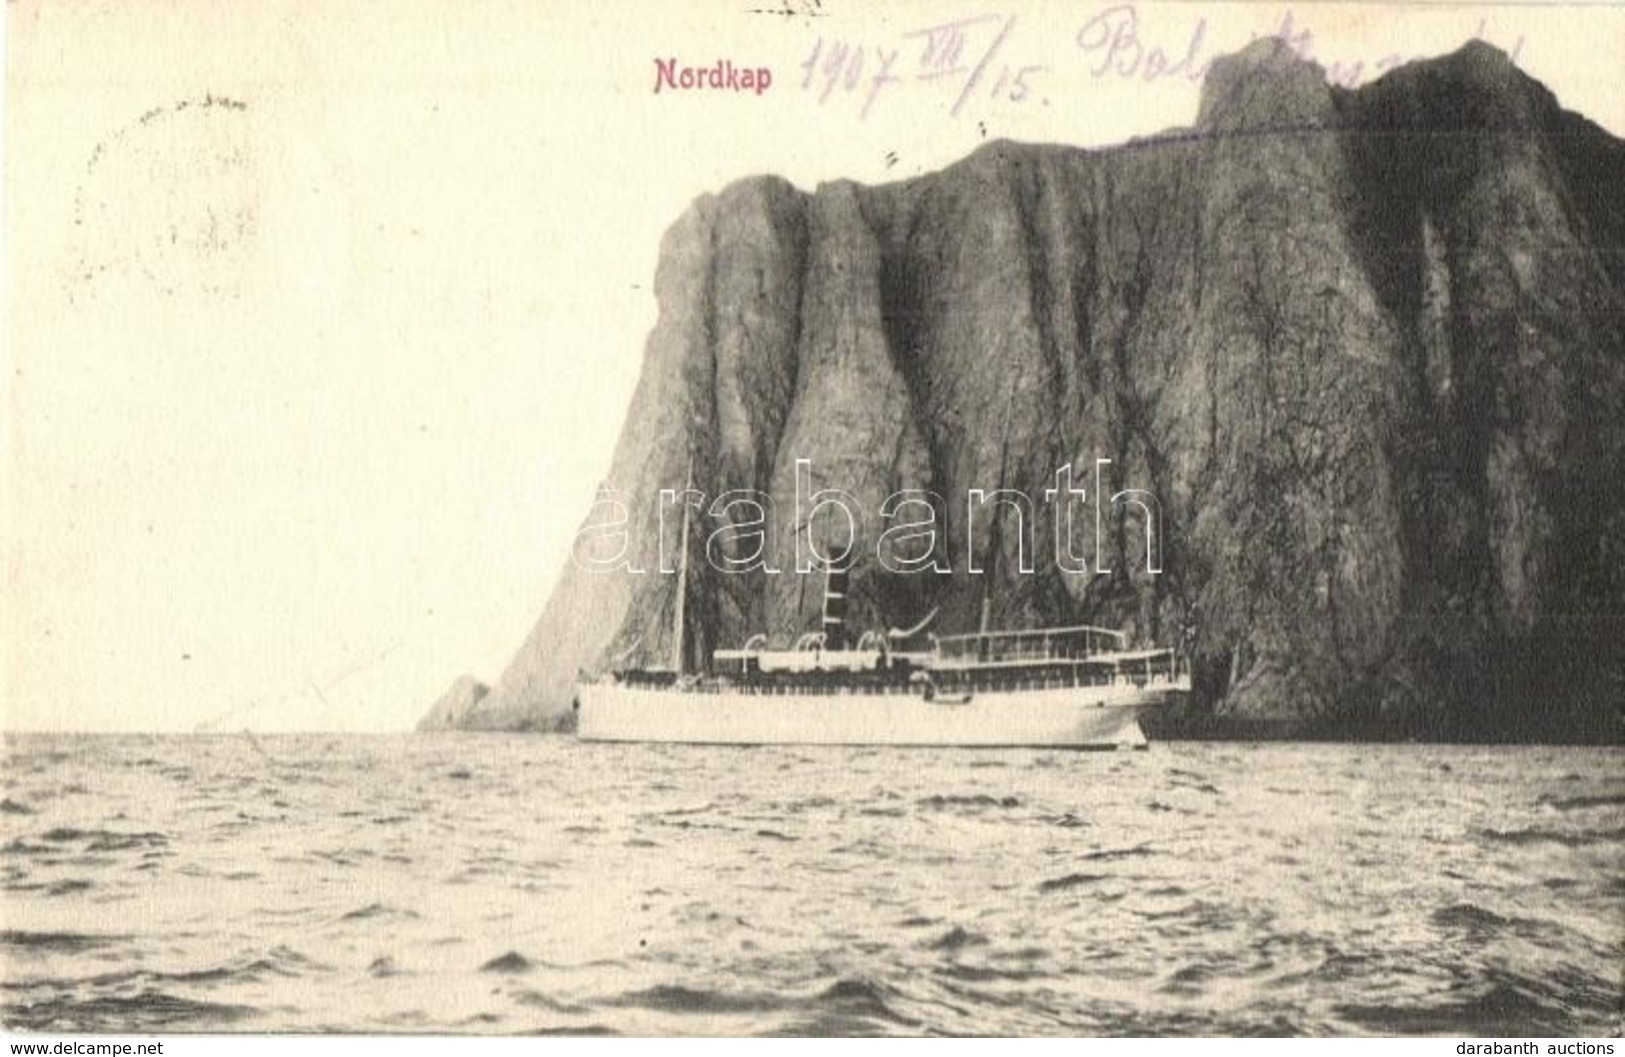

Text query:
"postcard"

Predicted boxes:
[[3, 0, 1621, 1040]]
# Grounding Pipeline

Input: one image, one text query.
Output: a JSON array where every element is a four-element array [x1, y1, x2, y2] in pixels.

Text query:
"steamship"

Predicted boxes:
[[573, 470, 1190, 749]]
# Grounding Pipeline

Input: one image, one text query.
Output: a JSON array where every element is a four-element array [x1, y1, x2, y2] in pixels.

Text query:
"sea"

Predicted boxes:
[[0, 734, 1619, 1037]]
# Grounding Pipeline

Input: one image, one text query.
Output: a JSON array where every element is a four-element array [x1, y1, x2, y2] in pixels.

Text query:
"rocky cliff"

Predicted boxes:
[[441, 40, 1625, 740], [416, 674, 490, 732]]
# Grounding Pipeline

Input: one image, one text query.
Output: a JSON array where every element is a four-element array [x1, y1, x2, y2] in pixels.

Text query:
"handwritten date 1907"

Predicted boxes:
[[801, 14, 1045, 120]]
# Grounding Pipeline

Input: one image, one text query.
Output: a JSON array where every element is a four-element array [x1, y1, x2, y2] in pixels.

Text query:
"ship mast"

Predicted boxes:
[[820, 562, 848, 650], [980, 375, 1019, 641], [671, 456, 694, 674]]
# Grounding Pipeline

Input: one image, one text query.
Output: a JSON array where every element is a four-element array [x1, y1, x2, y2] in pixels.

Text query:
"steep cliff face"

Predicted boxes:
[[445, 40, 1624, 739]]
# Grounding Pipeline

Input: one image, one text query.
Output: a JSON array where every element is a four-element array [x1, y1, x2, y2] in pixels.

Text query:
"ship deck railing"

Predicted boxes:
[[928, 648, 1177, 671], [614, 665, 1188, 697], [933, 625, 1131, 665]]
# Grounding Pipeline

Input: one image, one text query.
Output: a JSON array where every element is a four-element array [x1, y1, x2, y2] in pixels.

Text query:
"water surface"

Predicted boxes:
[[1, 734, 1619, 1035]]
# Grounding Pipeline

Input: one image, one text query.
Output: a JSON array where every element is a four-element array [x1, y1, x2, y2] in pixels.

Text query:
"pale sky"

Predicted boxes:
[[4, 0, 1621, 732]]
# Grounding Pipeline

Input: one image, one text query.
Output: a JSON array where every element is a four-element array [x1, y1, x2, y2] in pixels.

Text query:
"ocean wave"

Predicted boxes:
[[480, 952, 535, 974], [608, 983, 787, 1015], [337, 902, 421, 923], [37, 828, 169, 852], [1073, 842, 1157, 863], [924, 926, 988, 950], [1476, 825, 1625, 847], [1036, 872, 1110, 893], [0, 930, 126, 953], [1335, 975, 1584, 1035], [1537, 792, 1625, 811], [2, 990, 254, 1032], [916, 794, 1021, 810], [2, 878, 92, 897]]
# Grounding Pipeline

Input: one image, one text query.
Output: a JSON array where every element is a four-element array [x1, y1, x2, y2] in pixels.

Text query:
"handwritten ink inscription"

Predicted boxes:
[[799, 4, 1528, 120], [801, 14, 1043, 119]]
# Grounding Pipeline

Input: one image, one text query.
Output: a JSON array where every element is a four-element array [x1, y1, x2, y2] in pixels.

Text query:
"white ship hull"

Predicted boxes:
[[576, 679, 1185, 749]]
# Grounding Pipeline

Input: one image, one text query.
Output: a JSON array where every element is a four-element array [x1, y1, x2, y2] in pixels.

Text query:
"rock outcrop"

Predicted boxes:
[[434, 40, 1625, 740], [416, 675, 490, 732]]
